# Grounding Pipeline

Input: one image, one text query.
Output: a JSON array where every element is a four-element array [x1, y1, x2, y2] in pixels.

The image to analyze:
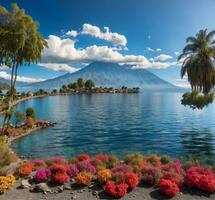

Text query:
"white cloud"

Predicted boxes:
[[152, 54, 173, 62], [42, 35, 149, 66], [145, 47, 162, 52], [66, 30, 78, 37], [41, 35, 178, 70], [37, 63, 79, 73], [81, 24, 127, 47], [146, 47, 154, 52], [0, 64, 9, 70], [0, 71, 46, 83]]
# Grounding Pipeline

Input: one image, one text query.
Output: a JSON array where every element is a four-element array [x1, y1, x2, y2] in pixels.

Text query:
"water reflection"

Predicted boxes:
[[179, 129, 215, 164]]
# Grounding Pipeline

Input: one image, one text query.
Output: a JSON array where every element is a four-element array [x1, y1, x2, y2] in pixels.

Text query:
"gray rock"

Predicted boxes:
[[93, 191, 99, 196], [58, 185, 64, 193], [34, 183, 51, 193], [71, 195, 77, 199], [63, 182, 71, 190], [20, 179, 31, 189]]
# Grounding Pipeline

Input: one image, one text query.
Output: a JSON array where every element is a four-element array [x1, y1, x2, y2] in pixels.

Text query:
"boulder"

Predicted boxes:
[[33, 183, 51, 193]]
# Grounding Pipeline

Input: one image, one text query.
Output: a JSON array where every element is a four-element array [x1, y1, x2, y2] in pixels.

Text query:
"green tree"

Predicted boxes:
[[62, 85, 67, 90], [26, 107, 35, 119], [0, 3, 47, 134], [77, 78, 84, 88], [178, 29, 215, 109], [14, 111, 26, 126], [85, 80, 95, 90], [68, 82, 78, 90]]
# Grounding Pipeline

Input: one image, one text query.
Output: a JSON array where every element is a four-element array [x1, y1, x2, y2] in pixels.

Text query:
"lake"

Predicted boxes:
[[10, 92, 215, 164]]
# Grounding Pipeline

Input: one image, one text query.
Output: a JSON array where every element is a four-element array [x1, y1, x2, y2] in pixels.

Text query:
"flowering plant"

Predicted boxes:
[[76, 172, 92, 186], [45, 157, 67, 166], [77, 161, 96, 173], [121, 172, 139, 189], [105, 181, 128, 198], [52, 172, 70, 185], [0, 175, 16, 194], [159, 179, 179, 197], [77, 154, 90, 162], [66, 164, 79, 177], [34, 169, 51, 183], [97, 169, 112, 183], [112, 164, 133, 181], [17, 162, 34, 177], [185, 166, 215, 193]]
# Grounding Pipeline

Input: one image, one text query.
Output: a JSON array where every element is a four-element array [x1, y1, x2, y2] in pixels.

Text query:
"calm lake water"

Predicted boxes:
[[10, 92, 215, 163]]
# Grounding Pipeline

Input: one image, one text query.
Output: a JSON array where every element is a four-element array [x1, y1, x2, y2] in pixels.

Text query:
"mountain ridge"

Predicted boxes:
[[26, 61, 177, 90]]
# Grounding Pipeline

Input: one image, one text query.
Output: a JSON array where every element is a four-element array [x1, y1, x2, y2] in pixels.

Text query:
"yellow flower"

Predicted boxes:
[[0, 175, 16, 194]]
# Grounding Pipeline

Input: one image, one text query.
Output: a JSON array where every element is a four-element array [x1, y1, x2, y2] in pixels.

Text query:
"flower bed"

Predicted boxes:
[[13, 153, 215, 198]]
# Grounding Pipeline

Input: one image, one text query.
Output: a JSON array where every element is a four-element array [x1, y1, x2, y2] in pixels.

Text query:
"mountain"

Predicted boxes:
[[0, 78, 27, 87], [27, 62, 177, 91]]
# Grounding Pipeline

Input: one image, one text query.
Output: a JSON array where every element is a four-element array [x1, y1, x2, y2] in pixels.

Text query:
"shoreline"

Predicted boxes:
[[0, 95, 46, 116]]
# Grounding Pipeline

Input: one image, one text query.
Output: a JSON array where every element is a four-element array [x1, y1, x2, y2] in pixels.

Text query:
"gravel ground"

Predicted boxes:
[[0, 180, 215, 200]]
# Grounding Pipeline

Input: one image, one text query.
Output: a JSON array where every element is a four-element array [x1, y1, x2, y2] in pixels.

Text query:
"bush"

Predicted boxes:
[[159, 179, 180, 197], [77, 161, 96, 173], [121, 172, 139, 189], [0, 138, 17, 169], [105, 181, 128, 198], [52, 172, 69, 185], [76, 172, 92, 186], [0, 175, 16, 194], [185, 166, 215, 192], [26, 107, 36, 119], [34, 169, 51, 183], [16, 162, 34, 177], [66, 164, 79, 177], [97, 169, 112, 183], [124, 153, 144, 166]]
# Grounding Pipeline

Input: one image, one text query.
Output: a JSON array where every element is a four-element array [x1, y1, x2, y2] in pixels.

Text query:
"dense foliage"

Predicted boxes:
[[179, 29, 215, 109]]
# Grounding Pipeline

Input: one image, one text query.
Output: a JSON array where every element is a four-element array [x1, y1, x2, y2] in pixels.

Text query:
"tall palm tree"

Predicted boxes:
[[178, 29, 215, 94]]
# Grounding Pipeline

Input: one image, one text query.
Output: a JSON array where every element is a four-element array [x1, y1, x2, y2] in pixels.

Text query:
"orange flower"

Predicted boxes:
[[76, 172, 92, 186], [97, 169, 112, 183]]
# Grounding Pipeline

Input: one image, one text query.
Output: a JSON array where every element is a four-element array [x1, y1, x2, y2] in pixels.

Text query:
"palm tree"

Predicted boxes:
[[178, 29, 215, 94]]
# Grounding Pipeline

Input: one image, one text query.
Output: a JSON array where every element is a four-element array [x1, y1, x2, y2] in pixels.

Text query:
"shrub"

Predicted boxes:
[[91, 154, 119, 169], [121, 172, 139, 189], [185, 166, 215, 192], [77, 154, 90, 162], [51, 164, 66, 173], [77, 161, 96, 173], [66, 164, 79, 177], [112, 164, 133, 181], [124, 153, 144, 166], [52, 172, 69, 185], [45, 157, 67, 166], [0, 138, 17, 169], [26, 116, 35, 128], [105, 181, 128, 198], [147, 154, 161, 166], [97, 169, 112, 183], [34, 169, 51, 183], [26, 107, 35, 119], [33, 160, 47, 170], [0, 175, 16, 194], [76, 172, 92, 186], [161, 156, 173, 164], [141, 164, 163, 185], [159, 179, 180, 197], [17, 162, 34, 177]]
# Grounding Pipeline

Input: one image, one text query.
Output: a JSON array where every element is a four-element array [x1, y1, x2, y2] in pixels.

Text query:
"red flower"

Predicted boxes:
[[105, 181, 128, 198], [185, 166, 215, 193], [159, 179, 179, 198], [52, 172, 69, 185], [121, 172, 139, 189], [51, 164, 66, 173], [77, 154, 90, 162]]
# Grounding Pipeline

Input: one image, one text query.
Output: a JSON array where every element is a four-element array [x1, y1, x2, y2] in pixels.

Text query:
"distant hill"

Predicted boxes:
[[0, 78, 28, 87], [27, 62, 177, 91]]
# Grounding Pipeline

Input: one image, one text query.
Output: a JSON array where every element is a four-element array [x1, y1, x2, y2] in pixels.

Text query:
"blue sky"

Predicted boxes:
[[1, 0, 215, 87]]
